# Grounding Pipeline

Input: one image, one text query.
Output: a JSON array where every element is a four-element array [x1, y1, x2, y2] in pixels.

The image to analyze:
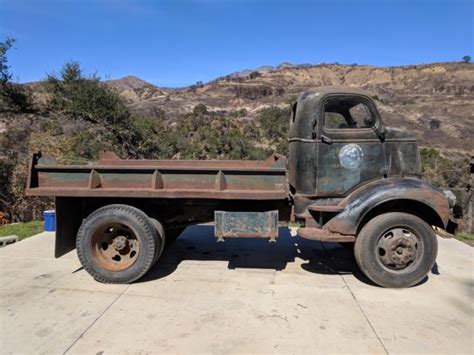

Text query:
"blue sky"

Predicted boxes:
[[1, 0, 472, 87]]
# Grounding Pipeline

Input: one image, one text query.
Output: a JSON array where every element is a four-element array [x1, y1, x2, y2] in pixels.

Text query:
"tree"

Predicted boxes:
[[45, 61, 129, 125], [462, 55, 471, 63], [193, 103, 208, 116], [0, 37, 15, 83], [249, 71, 261, 79], [0, 37, 31, 112], [44, 61, 151, 158]]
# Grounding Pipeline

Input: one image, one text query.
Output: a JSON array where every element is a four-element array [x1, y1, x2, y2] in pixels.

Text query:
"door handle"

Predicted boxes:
[[321, 135, 333, 144]]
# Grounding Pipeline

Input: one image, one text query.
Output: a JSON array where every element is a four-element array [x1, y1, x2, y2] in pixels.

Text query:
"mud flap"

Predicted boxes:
[[55, 197, 83, 258]]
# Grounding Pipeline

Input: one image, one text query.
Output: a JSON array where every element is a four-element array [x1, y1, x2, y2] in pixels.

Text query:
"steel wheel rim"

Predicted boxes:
[[375, 227, 422, 272], [90, 222, 140, 271]]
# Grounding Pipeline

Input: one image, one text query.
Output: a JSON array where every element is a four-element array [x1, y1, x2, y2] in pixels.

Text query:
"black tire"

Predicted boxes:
[[150, 218, 166, 263], [76, 204, 160, 284], [354, 212, 438, 288]]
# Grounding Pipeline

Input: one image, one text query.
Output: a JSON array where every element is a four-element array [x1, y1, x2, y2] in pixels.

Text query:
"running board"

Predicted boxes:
[[297, 227, 355, 242]]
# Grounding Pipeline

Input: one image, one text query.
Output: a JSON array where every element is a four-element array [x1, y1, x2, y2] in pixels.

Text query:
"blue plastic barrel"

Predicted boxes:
[[43, 210, 56, 232]]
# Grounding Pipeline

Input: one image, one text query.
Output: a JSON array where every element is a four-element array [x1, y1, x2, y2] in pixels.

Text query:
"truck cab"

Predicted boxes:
[[289, 87, 420, 197], [286, 88, 458, 287], [288, 88, 452, 231]]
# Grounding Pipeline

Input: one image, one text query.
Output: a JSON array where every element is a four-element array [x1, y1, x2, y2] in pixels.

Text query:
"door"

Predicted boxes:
[[316, 94, 386, 196]]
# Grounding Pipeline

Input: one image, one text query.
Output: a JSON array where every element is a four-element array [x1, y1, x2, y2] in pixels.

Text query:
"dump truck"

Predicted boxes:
[[26, 87, 460, 288]]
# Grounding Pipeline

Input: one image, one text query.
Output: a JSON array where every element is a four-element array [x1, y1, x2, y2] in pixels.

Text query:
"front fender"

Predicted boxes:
[[324, 178, 450, 235]]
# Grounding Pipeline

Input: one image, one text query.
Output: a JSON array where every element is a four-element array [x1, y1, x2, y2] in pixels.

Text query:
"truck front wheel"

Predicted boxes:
[[76, 204, 160, 283], [354, 212, 438, 288]]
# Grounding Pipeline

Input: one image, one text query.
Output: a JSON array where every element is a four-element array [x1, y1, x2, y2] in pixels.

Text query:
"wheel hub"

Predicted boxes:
[[112, 235, 128, 251], [377, 228, 418, 270], [90, 223, 140, 272]]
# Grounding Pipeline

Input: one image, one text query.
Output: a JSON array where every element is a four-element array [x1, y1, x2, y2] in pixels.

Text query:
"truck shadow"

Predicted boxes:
[[141, 224, 378, 286]]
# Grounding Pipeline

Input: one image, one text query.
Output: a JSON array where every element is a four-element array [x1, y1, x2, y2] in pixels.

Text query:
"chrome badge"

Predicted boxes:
[[339, 144, 363, 169]]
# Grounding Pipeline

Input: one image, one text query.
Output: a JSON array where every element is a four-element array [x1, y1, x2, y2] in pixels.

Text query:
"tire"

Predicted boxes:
[[150, 218, 166, 263], [354, 212, 438, 288], [76, 204, 160, 284]]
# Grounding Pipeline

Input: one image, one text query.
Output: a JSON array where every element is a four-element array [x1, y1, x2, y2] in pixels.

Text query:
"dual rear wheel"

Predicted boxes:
[[76, 204, 167, 284]]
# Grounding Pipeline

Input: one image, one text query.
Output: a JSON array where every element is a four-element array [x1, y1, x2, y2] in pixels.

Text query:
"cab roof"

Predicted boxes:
[[298, 86, 374, 100], [290, 86, 376, 140]]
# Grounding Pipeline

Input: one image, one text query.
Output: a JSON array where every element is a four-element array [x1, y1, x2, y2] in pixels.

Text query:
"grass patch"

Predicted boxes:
[[287, 221, 303, 228], [0, 221, 43, 240], [454, 232, 474, 247]]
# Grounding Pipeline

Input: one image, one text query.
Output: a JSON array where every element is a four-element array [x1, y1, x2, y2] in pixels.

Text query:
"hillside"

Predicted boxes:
[[106, 76, 168, 103], [112, 62, 474, 155], [0, 61, 473, 223]]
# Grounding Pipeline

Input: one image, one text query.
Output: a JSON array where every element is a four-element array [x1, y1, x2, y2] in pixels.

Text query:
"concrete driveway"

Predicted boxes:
[[1, 225, 473, 354]]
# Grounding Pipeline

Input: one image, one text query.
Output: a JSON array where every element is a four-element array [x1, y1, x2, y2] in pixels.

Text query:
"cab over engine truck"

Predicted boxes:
[[26, 87, 459, 288]]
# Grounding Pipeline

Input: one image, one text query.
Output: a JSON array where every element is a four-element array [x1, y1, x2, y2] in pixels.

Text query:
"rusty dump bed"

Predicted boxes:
[[26, 152, 288, 200]]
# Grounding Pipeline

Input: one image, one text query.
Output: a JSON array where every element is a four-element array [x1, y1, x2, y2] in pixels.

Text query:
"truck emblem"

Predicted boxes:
[[339, 144, 363, 169]]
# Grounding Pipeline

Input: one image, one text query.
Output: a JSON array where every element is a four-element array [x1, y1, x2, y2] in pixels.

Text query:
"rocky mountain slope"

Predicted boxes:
[[112, 62, 474, 156], [106, 76, 168, 103]]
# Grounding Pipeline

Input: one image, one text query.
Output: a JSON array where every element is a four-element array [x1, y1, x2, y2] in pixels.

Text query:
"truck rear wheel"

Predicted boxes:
[[76, 204, 160, 283], [150, 218, 166, 263], [354, 212, 437, 288]]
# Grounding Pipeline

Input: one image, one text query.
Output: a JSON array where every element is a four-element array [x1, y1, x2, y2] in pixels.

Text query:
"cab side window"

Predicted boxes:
[[323, 97, 375, 129], [324, 112, 346, 129]]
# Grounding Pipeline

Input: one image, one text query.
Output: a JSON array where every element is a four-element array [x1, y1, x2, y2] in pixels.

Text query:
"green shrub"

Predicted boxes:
[[0, 37, 32, 112], [256, 106, 291, 154], [232, 108, 248, 118], [249, 71, 261, 79], [0, 37, 14, 83], [193, 104, 208, 116], [420, 147, 470, 188], [45, 61, 129, 125]]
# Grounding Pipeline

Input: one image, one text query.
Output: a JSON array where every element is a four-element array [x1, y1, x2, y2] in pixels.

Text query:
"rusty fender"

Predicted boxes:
[[323, 177, 450, 235]]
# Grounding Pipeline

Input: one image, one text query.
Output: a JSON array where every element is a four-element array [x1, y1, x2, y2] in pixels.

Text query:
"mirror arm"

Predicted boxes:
[[372, 125, 385, 142]]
